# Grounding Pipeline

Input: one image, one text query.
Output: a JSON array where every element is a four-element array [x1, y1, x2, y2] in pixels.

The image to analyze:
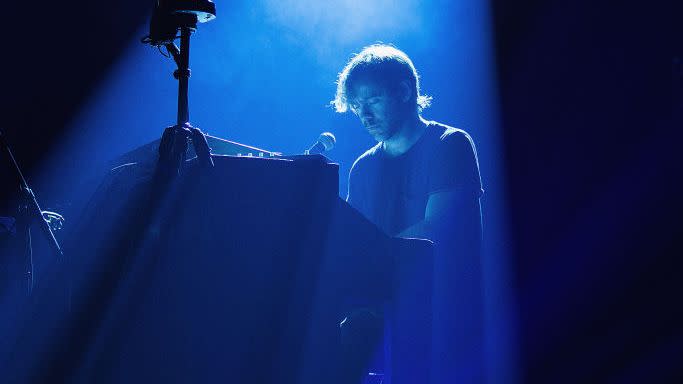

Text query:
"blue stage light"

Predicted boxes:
[[26, 1, 518, 382]]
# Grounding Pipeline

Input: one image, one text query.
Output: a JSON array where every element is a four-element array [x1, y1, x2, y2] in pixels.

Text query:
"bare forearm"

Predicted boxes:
[[396, 219, 433, 240]]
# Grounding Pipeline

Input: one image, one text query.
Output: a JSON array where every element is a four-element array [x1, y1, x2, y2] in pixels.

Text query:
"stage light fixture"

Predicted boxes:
[[162, 0, 216, 23]]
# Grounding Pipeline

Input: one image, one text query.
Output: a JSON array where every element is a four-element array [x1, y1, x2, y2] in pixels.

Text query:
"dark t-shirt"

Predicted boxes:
[[347, 120, 486, 381], [347, 121, 483, 237]]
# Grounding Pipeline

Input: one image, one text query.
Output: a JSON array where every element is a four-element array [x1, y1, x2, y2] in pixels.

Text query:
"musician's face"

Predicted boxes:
[[348, 81, 402, 142]]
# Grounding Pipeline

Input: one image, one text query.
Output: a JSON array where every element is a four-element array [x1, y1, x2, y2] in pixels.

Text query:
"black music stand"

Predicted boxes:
[[0, 129, 63, 295]]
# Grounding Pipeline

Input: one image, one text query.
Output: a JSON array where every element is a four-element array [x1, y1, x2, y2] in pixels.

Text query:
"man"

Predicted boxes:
[[334, 44, 485, 383]]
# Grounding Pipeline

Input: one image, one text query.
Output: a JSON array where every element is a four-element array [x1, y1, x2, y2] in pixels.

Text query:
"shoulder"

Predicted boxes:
[[350, 142, 382, 176], [423, 121, 479, 159], [347, 143, 382, 203], [425, 121, 476, 147]]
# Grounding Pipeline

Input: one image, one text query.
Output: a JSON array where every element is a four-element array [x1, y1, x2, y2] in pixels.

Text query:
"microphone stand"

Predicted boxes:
[[141, 1, 217, 174], [157, 14, 213, 174], [165, 19, 193, 127], [0, 129, 64, 295]]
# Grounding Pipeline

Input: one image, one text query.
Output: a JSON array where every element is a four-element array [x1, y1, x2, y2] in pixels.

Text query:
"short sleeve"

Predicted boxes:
[[430, 129, 484, 197], [347, 162, 359, 204], [347, 157, 367, 214]]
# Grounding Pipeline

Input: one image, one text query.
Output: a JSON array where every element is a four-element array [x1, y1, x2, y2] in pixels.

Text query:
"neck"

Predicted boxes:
[[382, 114, 428, 157]]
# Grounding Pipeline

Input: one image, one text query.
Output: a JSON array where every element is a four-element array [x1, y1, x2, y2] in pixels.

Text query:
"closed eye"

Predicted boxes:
[[350, 97, 381, 110]]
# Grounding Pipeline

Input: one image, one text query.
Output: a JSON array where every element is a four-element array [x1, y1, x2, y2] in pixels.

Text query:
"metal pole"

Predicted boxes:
[[176, 26, 192, 126]]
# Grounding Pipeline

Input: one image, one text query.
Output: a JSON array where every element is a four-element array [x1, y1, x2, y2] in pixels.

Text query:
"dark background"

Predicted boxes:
[[492, 1, 682, 382], [2, 1, 682, 382]]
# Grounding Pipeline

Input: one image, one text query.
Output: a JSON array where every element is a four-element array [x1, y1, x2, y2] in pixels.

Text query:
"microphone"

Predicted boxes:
[[307, 132, 336, 155]]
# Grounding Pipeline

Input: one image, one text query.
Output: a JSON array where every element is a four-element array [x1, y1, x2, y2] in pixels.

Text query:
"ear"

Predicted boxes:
[[398, 80, 412, 103]]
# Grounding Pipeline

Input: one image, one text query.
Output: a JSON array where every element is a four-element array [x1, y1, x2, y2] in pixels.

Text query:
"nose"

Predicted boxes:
[[358, 104, 372, 118]]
